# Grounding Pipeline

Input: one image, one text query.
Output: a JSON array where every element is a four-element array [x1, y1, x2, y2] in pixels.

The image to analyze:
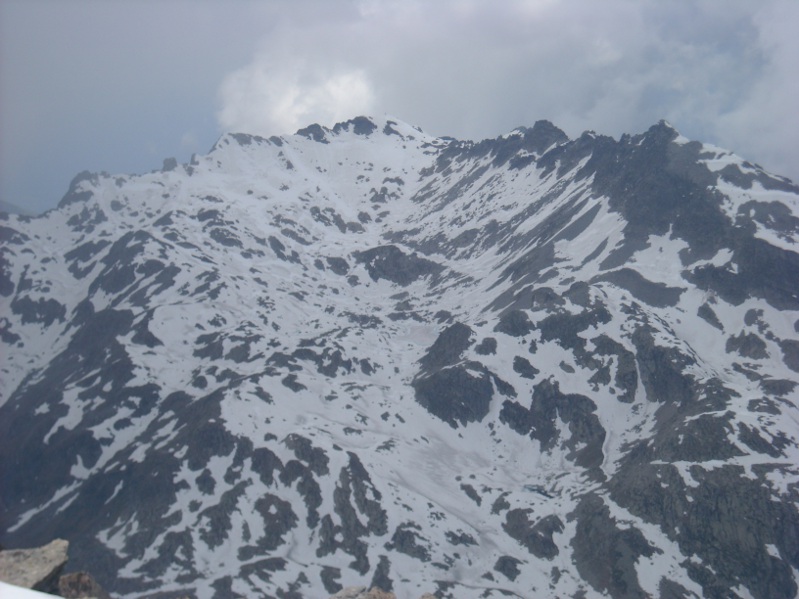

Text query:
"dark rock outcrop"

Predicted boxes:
[[59, 571, 112, 599]]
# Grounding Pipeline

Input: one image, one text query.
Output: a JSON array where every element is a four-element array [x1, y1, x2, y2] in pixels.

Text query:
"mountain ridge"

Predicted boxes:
[[1, 115, 798, 599]]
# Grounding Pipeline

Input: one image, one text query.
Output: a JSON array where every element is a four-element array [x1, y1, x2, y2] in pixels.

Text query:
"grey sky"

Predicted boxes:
[[2, 0, 797, 214]]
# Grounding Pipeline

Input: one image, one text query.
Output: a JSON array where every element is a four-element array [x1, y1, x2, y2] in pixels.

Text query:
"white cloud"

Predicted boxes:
[[5, 0, 799, 213], [220, 1, 796, 184], [218, 58, 374, 136], [216, 0, 777, 147]]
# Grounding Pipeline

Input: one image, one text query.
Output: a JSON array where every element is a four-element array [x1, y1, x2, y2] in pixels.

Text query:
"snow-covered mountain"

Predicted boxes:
[[1, 115, 798, 599]]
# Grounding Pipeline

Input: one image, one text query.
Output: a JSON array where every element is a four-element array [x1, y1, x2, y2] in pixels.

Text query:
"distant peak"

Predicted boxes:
[[645, 119, 680, 142], [56, 170, 102, 209], [296, 117, 380, 142], [331, 116, 378, 136], [529, 120, 569, 144], [530, 119, 566, 134], [209, 132, 274, 153], [293, 116, 431, 143], [506, 120, 569, 154], [295, 123, 330, 143]]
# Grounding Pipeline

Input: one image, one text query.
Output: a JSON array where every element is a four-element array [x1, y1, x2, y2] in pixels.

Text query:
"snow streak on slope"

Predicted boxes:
[[1, 116, 799, 599]]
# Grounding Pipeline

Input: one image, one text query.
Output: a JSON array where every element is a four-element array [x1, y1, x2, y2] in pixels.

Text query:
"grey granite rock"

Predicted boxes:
[[0, 539, 68, 592]]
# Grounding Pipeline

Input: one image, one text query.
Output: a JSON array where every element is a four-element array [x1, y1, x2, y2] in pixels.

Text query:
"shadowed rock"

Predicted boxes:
[[58, 571, 112, 599]]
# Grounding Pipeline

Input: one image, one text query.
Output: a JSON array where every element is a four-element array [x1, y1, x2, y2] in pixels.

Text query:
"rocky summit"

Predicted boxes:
[[1, 115, 798, 598]]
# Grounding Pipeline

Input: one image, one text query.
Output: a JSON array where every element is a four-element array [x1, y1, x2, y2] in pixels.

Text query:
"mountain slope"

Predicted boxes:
[[1, 116, 798, 599]]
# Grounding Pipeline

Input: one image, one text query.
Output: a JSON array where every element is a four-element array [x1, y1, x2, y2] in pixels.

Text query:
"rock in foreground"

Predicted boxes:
[[0, 539, 68, 593]]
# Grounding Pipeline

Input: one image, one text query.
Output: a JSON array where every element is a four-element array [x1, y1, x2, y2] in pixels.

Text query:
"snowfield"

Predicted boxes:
[[1, 116, 798, 599]]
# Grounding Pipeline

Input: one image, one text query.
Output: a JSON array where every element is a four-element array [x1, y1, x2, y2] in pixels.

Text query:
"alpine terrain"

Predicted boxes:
[[1, 116, 798, 599]]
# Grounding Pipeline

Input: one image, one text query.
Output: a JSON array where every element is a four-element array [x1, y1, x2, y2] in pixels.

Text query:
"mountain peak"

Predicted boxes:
[[644, 118, 681, 141], [331, 116, 379, 136], [294, 116, 429, 144], [523, 119, 569, 152]]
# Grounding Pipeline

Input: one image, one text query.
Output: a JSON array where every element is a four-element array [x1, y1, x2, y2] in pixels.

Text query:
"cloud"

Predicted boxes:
[[3, 0, 798, 214], [215, 0, 799, 183], [218, 58, 375, 136], [715, 1, 799, 178], [216, 1, 378, 136]]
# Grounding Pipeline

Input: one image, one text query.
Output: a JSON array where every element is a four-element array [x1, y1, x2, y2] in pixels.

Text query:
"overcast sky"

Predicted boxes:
[[1, 0, 798, 214]]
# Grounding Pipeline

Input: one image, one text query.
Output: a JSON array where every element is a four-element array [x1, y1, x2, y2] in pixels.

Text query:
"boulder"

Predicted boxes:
[[58, 571, 112, 599], [0, 539, 69, 593]]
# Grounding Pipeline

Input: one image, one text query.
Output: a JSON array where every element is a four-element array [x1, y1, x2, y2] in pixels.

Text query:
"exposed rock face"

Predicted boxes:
[[59, 571, 112, 599], [1, 116, 798, 598], [0, 539, 68, 592]]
